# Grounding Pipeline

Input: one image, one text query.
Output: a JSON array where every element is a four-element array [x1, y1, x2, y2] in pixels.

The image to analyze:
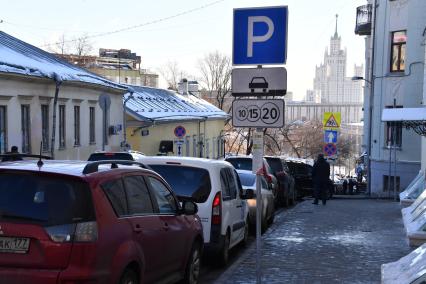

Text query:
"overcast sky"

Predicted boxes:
[[0, 0, 366, 100]]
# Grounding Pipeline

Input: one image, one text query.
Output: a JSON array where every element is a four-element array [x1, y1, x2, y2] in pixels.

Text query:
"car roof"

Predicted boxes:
[[0, 160, 150, 177], [138, 156, 233, 169]]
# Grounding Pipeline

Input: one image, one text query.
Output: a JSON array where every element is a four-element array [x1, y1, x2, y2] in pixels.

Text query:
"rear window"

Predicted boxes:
[[0, 172, 95, 226], [88, 152, 134, 161], [265, 158, 282, 174], [238, 172, 256, 187], [226, 158, 252, 171], [149, 165, 211, 203]]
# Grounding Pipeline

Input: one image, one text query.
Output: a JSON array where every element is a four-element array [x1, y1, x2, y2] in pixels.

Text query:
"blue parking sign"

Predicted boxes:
[[233, 6, 288, 65]]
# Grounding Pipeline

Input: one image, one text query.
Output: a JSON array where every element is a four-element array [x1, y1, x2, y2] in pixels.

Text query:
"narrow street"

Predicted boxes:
[[214, 197, 412, 283]]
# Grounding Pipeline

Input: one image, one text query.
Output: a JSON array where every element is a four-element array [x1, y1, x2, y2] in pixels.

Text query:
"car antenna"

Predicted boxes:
[[37, 141, 44, 167]]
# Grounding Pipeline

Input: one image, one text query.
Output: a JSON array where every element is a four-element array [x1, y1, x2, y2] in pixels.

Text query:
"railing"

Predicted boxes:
[[355, 4, 372, 36]]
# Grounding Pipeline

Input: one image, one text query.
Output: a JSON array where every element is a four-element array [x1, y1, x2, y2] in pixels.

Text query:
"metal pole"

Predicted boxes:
[[255, 170, 262, 284], [387, 126, 392, 198]]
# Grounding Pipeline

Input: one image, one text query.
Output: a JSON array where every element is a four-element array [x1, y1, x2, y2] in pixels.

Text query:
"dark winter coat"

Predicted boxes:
[[312, 157, 330, 183]]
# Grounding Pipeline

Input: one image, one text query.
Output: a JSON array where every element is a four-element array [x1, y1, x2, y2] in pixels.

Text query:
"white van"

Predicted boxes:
[[138, 156, 250, 265]]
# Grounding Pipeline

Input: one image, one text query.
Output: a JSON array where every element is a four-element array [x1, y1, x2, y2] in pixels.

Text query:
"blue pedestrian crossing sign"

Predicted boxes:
[[324, 130, 338, 144], [233, 6, 288, 65]]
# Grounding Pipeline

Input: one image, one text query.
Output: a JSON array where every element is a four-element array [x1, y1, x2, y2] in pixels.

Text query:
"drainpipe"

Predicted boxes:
[[122, 89, 134, 150], [51, 74, 62, 159]]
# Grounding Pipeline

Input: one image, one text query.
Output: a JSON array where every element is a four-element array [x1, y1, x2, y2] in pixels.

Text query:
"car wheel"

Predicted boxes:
[[183, 243, 201, 284], [218, 232, 230, 266], [120, 268, 139, 284]]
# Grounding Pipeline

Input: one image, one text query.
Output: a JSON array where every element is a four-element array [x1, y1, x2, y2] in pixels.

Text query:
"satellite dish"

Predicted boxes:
[[99, 93, 111, 110]]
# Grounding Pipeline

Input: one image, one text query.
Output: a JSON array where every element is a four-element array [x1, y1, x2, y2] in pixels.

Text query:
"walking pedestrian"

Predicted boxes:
[[2, 145, 22, 161], [312, 154, 330, 205], [348, 178, 355, 195], [342, 179, 348, 195]]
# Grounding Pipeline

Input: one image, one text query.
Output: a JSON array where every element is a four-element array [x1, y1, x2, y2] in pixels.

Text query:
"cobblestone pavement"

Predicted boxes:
[[215, 198, 412, 284]]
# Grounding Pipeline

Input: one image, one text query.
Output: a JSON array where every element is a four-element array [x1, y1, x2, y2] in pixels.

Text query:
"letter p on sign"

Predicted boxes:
[[247, 16, 274, 57], [233, 6, 288, 65]]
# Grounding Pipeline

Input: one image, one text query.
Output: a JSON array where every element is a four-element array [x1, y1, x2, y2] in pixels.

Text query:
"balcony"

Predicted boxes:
[[355, 4, 372, 36]]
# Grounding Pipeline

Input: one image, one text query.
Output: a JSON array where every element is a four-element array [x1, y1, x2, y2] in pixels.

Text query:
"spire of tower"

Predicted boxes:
[[334, 14, 339, 38]]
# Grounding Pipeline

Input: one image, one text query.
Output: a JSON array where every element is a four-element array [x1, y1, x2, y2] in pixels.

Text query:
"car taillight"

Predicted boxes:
[[45, 221, 98, 243], [75, 221, 98, 242], [266, 174, 273, 184], [212, 192, 221, 225]]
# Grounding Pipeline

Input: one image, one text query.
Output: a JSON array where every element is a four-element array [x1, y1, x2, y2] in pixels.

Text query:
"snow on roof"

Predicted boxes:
[[382, 107, 426, 122], [0, 31, 125, 91], [125, 85, 229, 122]]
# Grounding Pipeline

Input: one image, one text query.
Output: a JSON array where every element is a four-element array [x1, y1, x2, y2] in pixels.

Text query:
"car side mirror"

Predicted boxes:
[[182, 201, 198, 215], [242, 188, 255, 199]]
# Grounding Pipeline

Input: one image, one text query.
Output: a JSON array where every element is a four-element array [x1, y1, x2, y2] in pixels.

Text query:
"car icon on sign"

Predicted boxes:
[[249, 77, 269, 93]]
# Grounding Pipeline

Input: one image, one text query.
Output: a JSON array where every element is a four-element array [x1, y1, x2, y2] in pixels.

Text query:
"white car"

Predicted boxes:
[[137, 156, 250, 266], [236, 169, 275, 233]]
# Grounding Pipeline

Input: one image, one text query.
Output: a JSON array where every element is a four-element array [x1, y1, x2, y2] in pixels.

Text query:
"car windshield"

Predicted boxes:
[[149, 165, 211, 203], [88, 152, 133, 161], [238, 172, 256, 187], [0, 171, 95, 226], [226, 158, 252, 171], [265, 158, 282, 174]]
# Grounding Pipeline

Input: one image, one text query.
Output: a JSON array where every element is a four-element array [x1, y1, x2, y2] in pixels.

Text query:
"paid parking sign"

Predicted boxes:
[[233, 6, 288, 65]]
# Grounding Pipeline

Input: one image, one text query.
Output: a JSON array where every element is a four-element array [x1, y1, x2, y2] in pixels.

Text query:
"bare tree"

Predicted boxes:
[[73, 33, 93, 57], [158, 61, 189, 91], [197, 51, 232, 112], [46, 34, 70, 55]]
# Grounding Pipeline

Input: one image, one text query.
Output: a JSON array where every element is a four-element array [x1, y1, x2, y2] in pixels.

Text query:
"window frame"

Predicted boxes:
[[41, 105, 49, 152], [21, 105, 31, 153], [89, 107, 96, 144], [146, 175, 178, 215], [0, 106, 7, 153], [59, 105, 66, 149], [74, 105, 80, 147], [390, 30, 406, 73], [384, 105, 403, 148]]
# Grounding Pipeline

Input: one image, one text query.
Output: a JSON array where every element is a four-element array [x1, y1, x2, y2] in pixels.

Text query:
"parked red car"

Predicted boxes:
[[0, 159, 203, 284]]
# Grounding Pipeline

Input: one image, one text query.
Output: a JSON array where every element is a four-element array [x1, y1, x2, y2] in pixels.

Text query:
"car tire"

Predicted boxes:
[[119, 268, 139, 284], [217, 232, 230, 266], [183, 243, 201, 284]]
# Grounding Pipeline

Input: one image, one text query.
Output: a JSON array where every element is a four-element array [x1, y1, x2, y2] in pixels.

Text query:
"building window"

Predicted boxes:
[[89, 107, 95, 144], [383, 175, 400, 192], [41, 105, 49, 152], [59, 105, 66, 149], [385, 106, 403, 147], [390, 31, 406, 72], [21, 105, 31, 153], [0, 106, 7, 153], [74, 106, 80, 146], [185, 136, 190, 157], [192, 135, 197, 157]]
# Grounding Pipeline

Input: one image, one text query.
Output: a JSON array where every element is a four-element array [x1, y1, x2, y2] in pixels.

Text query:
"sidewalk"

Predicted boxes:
[[215, 198, 412, 283]]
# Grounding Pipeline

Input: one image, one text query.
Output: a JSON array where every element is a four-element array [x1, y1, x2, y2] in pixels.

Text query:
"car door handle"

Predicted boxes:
[[133, 224, 143, 233], [163, 222, 169, 231]]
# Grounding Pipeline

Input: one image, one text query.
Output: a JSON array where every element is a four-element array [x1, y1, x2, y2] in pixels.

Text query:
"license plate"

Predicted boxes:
[[0, 237, 30, 253]]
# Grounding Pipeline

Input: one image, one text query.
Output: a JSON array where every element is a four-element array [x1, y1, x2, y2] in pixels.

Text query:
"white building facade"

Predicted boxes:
[[357, 0, 426, 196], [0, 32, 127, 160]]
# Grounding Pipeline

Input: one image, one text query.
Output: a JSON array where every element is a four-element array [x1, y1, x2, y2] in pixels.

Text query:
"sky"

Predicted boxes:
[[0, 0, 366, 100]]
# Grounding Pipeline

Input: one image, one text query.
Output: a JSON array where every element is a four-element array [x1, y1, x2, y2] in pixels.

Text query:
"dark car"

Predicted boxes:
[[0, 159, 203, 284], [225, 156, 279, 204], [264, 156, 296, 207], [286, 160, 314, 199], [286, 159, 333, 199], [88, 150, 145, 161]]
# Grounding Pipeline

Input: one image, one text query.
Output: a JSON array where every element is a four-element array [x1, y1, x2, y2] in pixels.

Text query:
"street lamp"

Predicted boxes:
[[352, 75, 373, 196]]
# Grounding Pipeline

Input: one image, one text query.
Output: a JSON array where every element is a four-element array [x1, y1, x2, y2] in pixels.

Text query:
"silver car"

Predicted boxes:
[[236, 169, 275, 233]]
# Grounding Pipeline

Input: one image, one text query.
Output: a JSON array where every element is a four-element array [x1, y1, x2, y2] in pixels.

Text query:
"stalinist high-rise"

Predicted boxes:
[[310, 15, 363, 104]]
